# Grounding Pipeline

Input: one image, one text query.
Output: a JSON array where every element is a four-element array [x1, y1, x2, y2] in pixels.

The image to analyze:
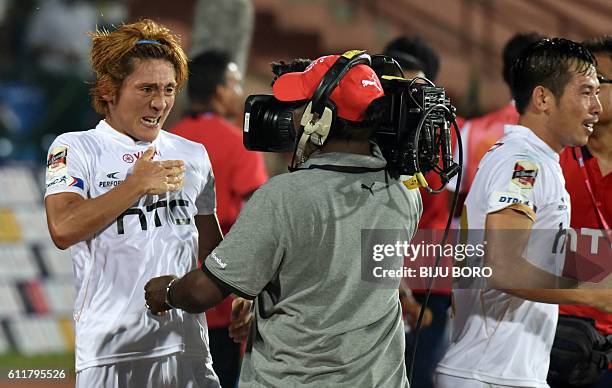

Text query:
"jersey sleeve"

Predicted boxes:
[[195, 145, 216, 215], [44, 135, 89, 199], [483, 153, 540, 221], [203, 187, 282, 299]]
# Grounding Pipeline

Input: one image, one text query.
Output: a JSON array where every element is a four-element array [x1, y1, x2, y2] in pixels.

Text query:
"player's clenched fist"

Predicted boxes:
[[130, 147, 185, 194]]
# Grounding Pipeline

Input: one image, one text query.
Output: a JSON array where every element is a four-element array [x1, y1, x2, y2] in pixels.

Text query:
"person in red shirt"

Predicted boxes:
[[555, 35, 612, 388], [171, 50, 268, 388], [452, 32, 545, 212]]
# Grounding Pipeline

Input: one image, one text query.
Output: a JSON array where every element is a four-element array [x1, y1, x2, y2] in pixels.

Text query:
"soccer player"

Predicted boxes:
[[44, 19, 226, 387], [171, 49, 268, 388], [146, 52, 422, 387], [434, 38, 612, 388], [453, 32, 545, 200]]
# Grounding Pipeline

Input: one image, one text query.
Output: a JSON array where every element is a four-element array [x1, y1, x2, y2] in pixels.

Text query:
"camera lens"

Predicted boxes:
[[263, 107, 294, 137], [243, 95, 300, 152]]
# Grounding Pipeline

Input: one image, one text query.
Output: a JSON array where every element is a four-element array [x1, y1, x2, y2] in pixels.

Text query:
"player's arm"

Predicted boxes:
[[484, 208, 612, 312], [45, 147, 185, 249]]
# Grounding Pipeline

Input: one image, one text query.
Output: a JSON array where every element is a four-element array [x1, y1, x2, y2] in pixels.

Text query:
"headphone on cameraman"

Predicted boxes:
[[293, 50, 373, 166]]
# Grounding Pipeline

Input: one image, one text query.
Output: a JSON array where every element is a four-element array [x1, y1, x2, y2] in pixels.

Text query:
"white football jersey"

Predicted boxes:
[[437, 125, 570, 387], [45, 120, 216, 372]]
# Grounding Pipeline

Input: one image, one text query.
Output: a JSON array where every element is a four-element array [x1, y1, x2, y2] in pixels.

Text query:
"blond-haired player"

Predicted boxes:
[[44, 19, 226, 387]]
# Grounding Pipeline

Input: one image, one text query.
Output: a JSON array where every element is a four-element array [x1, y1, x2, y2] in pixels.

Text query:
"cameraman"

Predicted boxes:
[[145, 52, 422, 387]]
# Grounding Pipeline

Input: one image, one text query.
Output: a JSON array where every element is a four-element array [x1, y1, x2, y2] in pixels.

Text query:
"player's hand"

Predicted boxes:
[[406, 304, 433, 329], [131, 147, 185, 195], [229, 298, 252, 343], [591, 289, 612, 313], [144, 275, 176, 315], [400, 292, 433, 329]]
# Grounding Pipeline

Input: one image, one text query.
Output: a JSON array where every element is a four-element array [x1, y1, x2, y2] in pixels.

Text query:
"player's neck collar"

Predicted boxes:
[[506, 124, 559, 162], [97, 119, 160, 146]]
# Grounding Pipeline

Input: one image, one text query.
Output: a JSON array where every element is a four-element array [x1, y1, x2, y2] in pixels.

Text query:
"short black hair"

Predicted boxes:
[[510, 37, 596, 114], [502, 32, 547, 86], [270, 58, 313, 86], [383, 36, 440, 81], [188, 49, 232, 103], [582, 35, 612, 55]]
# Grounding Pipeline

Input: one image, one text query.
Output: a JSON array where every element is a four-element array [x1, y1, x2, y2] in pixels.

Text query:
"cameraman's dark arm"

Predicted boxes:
[[144, 267, 232, 314], [145, 215, 232, 314], [197, 214, 223, 259], [171, 270, 229, 314], [174, 214, 226, 313]]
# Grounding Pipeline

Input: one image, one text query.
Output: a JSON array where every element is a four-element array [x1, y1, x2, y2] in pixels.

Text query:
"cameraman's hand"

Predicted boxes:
[[400, 292, 433, 329], [229, 298, 252, 343], [128, 147, 185, 195], [144, 275, 177, 315]]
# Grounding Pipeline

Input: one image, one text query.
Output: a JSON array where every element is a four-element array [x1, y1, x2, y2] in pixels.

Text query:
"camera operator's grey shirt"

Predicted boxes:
[[204, 145, 421, 388]]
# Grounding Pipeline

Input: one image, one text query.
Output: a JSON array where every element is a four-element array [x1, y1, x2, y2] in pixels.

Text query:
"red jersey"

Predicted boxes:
[[172, 113, 268, 234], [559, 147, 612, 336], [419, 172, 450, 230], [172, 113, 268, 328], [458, 103, 518, 193]]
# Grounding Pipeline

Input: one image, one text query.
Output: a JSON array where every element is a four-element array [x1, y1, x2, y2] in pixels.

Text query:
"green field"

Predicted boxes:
[[0, 352, 74, 376]]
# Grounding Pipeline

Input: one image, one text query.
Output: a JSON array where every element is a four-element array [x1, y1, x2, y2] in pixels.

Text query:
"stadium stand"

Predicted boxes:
[[0, 165, 75, 358]]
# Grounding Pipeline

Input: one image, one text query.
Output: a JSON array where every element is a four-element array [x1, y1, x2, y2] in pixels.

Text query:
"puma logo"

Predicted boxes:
[[362, 75, 382, 91], [362, 80, 377, 87], [361, 183, 375, 196]]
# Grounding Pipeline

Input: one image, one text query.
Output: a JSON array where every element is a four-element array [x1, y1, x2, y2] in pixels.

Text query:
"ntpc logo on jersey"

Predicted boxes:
[[115, 198, 191, 235], [122, 149, 162, 164]]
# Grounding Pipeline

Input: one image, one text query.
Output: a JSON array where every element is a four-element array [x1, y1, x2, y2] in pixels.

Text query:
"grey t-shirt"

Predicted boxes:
[[204, 147, 422, 387]]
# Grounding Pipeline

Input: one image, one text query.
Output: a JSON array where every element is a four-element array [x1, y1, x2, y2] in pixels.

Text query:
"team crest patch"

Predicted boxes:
[[511, 160, 538, 189], [47, 146, 68, 173]]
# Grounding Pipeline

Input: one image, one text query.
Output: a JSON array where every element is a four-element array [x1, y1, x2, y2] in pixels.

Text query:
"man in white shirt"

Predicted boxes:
[[44, 19, 233, 388], [435, 38, 612, 388]]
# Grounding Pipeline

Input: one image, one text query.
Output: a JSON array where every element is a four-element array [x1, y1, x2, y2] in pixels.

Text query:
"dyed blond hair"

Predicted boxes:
[[89, 19, 188, 115]]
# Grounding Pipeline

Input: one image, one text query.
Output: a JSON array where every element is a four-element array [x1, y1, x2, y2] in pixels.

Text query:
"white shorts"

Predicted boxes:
[[76, 353, 220, 388], [433, 373, 549, 388]]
